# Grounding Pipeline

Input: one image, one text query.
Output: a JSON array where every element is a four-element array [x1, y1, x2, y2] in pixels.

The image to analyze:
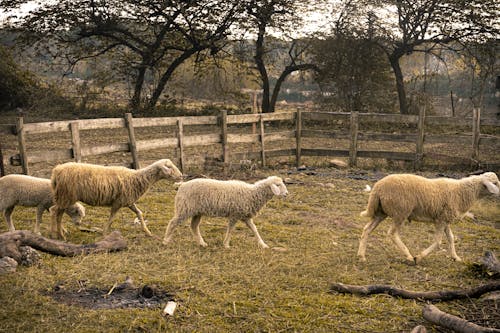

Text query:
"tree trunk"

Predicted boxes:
[[255, 26, 270, 113], [0, 230, 127, 263], [130, 64, 148, 111], [147, 50, 197, 110], [270, 64, 319, 113], [423, 304, 500, 333], [389, 54, 410, 114], [329, 282, 500, 301]]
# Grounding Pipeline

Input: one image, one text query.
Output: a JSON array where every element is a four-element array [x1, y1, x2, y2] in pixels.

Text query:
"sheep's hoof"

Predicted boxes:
[[452, 256, 463, 262], [357, 255, 367, 262], [259, 244, 270, 249], [413, 256, 422, 265], [199, 242, 208, 247]]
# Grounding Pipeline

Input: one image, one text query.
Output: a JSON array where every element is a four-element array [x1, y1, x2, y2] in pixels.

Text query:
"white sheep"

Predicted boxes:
[[162, 176, 288, 248], [0, 174, 85, 234], [357, 172, 499, 264], [50, 159, 182, 239]]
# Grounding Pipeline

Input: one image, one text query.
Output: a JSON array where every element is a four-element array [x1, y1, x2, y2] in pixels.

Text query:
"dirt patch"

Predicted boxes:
[[46, 279, 175, 310]]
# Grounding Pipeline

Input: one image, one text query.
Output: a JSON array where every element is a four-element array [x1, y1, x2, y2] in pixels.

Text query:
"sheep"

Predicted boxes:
[[357, 172, 499, 264], [162, 176, 288, 248], [0, 174, 85, 234], [50, 159, 182, 239]]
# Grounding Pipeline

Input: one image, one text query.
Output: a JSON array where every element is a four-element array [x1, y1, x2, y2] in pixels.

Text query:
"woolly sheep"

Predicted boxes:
[[0, 174, 85, 234], [162, 176, 288, 248], [357, 172, 500, 264], [50, 159, 182, 239]]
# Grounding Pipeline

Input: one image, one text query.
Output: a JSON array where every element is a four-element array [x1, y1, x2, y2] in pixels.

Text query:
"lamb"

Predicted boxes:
[[357, 172, 499, 264], [50, 159, 182, 239], [0, 174, 85, 234], [162, 176, 288, 248]]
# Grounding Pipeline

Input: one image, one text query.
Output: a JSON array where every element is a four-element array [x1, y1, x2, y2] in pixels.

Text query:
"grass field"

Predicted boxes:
[[0, 167, 499, 333]]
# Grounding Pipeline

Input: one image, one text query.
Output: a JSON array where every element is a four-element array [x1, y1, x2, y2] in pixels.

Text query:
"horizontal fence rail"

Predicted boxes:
[[1, 108, 499, 176]]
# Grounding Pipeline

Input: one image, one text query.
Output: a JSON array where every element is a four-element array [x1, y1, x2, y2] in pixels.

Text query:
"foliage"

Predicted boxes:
[[0, 45, 39, 110]]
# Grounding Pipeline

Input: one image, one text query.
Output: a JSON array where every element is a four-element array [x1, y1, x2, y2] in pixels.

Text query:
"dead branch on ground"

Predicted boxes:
[[422, 304, 500, 333]]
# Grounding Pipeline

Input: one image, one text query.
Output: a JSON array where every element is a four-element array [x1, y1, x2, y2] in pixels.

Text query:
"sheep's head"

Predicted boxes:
[[480, 172, 499, 196], [67, 203, 86, 225], [156, 159, 183, 180], [266, 176, 288, 198]]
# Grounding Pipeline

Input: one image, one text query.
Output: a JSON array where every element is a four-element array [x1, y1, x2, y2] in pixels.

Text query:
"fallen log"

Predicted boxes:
[[329, 282, 500, 301], [422, 304, 500, 333], [0, 230, 127, 263]]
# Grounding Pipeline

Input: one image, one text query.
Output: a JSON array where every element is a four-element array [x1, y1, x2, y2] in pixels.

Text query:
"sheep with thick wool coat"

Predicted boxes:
[[0, 174, 85, 234], [163, 176, 288, 248], [50, 159, 182, 239], [357, 172, 500, 264]]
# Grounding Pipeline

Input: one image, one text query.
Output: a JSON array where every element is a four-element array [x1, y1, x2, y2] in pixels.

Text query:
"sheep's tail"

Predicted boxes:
[[360, 191, 380, 218]]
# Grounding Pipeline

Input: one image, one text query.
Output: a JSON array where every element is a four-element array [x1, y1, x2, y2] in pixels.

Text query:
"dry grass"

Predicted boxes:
[[1, 168, 499, 332]]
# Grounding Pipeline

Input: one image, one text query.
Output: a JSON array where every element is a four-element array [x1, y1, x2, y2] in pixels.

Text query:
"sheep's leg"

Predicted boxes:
[[223, 219, 238, 248], [388, 218, 414, 262], [190, 215, 207, 247], [35, 205, 44, 235], [414, 223, 445, 264], [4, 206, 16, 232], [50, 206, 66, 240], [103, 205, 121, 235], [244, 218, 269, 249], [162, 216, 185, 245], [444, 224, 462, 262], [128, 204, 152, 237], [357, 215, 385, 262]]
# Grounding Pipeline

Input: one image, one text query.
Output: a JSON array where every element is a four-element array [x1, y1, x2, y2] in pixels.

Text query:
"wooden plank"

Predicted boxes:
[[77, 118, 125, 131], [481, 118, 500, 126], [260, 115, 265, 167], [228, 133, 260, 144], [302, 112, 350, 122], [301, 149, 350, 157], [479, 136, 500, 146], [296, 109, 302, 167], [183, 133, 221, 146], [136, 138, 178, 151], [358, 132, 417, 142], [357, 150, 414, 160], [16, 117, 29, 175], [263, 130, 295, 142], [125, 113, 140, 169], [349, 112, 359, 167], [132, 116, 218, 127], [301, 129, 350, 139], [425, 135, 471, 144], [232, 149, 296, 161], [27, 149, 72, 163], [0, 141, 4, 176], [23, 118, 125, 134], [70, 121, 82, 163], [227, 111, 295, 124], [220, 111, 228, 163], [81, 143, 129, 157]]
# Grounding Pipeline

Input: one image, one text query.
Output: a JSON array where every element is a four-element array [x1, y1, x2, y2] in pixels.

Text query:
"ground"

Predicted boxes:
[[0, 166, 499, 332]]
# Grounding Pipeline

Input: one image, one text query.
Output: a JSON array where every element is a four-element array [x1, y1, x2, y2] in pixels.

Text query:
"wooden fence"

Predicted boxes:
[[1, 108, 499, 176]]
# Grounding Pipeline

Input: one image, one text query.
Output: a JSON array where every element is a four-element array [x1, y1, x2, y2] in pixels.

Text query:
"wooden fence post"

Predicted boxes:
[[125, 113, 140, 169], [220, 110, 228, 164], [70, 121, 82, 163], [472, 108, 480, 165], [16, 117, 29, 175], [415, 105, 426, 170], [0, 141, 4, 176], [349, 111, 359, 167], [177, 119, 185, 172], [295, 109, 302, 167], [259, 115, 266, 167]]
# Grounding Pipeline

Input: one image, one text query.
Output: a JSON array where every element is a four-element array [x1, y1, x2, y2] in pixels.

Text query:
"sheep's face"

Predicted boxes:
[[67, 203, 86, 225], [480, 172, 500, 197], [269, 177, 288, 197], [158, 159, 183, 180]]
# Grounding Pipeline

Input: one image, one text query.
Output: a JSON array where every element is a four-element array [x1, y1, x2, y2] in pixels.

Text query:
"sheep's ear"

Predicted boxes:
[[270, 183, 281, 195], [161, 165, 173, 175], [482, 178, 499, 195]]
